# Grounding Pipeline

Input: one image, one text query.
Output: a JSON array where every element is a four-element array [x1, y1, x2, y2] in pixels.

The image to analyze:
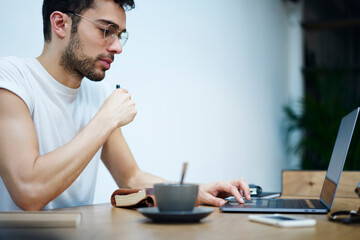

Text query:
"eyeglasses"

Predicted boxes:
[[328, 208, 360, 224], [328, 184, 360, 224], [67, 12, 129, 47]]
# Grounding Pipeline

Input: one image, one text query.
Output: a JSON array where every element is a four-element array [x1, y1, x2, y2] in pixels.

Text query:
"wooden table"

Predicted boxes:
[[0, 198, 358, 240]]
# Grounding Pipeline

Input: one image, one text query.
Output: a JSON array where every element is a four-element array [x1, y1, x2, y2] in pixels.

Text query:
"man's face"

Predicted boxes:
[[60, 0, 126, 81]]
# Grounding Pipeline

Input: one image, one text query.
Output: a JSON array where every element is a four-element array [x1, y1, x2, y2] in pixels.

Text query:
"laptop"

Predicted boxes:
[[220, 107, 359, 213]]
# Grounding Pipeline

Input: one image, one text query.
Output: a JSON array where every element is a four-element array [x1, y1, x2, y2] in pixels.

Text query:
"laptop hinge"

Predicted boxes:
[[319, 198, 331, 210]]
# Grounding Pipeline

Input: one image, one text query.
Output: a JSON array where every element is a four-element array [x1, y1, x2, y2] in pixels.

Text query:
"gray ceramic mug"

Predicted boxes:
[[154, 183, 199, 212]]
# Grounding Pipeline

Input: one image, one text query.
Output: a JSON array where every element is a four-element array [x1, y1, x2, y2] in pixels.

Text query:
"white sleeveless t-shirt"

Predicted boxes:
[[0, 57, 112, 210]]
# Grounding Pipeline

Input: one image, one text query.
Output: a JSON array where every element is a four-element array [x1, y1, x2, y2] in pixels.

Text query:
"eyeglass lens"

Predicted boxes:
[[104, 24, 128, 47]]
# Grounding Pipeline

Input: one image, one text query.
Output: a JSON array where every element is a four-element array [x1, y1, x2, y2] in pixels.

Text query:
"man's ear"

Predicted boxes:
[[50, 11, 71, 39]]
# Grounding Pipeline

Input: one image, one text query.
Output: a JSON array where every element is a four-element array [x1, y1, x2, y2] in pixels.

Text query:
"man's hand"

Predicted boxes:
[[198, 178, 251, 207], [97, 88, 137, 128]]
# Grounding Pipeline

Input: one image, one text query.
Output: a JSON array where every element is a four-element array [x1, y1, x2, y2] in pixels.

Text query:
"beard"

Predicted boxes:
[[60, 32, 113, 82]]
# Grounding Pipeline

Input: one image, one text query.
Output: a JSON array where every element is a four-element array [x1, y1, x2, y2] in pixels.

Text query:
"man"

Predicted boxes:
[[0, 0, 250, 211]]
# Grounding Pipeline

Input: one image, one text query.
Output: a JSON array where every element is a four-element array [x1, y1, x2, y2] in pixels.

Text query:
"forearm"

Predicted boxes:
[[126, 169, 169, 189], [7, 115, 116, 210], [101, 128, 169, 189]]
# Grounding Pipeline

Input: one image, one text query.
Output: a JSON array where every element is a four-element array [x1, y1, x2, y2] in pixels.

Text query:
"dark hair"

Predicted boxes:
[[42, 0, 135, 42]]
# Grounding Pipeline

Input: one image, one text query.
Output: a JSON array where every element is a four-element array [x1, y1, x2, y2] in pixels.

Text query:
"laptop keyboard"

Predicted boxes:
[[227, 197, 327, 209], [268, 199, 309, 208]]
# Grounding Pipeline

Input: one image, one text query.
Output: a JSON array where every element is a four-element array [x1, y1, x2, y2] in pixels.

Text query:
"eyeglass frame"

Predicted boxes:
[[327, 184, 360, 224], [66, 12, 129, 47], [328, 208, 360, 224]]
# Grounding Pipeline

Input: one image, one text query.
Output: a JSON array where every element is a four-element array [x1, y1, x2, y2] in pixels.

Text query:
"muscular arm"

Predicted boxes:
[[101, 128, 168, 189], [0, 88, 135, 210]]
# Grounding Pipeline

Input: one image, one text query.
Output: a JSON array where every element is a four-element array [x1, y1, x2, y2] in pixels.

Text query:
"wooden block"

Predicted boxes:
[[281, 170, 360, 198], [0, 212, 81, 228]]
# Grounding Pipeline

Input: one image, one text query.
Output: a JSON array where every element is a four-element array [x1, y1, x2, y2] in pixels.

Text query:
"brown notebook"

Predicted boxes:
[[111, 188, 156, 208]]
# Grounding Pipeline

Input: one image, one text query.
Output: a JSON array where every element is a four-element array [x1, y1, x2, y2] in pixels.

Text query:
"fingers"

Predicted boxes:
[[115, 88, 131, 101], [229, 185, 245, 204], [199, 178, 251, 206], [116, 88, 128, 94], [216, 179, 251, 203], [234, 178, 251, 201], [218, 182, 246, 204], [99, 88, 137, 128], [200, 192, 227, 207]]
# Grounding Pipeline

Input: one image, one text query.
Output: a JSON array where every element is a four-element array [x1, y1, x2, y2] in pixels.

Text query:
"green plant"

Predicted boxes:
[[284, 68, 360, 170]]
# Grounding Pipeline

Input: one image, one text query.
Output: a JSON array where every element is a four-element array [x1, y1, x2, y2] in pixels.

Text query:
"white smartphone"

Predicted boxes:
[[248, 214, 316, 227]]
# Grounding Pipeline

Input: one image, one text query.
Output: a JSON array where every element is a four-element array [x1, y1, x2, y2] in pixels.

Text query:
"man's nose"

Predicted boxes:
[[107, 38, 122, 54]]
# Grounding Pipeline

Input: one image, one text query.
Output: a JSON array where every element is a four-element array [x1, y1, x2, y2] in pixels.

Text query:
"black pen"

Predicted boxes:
[[116, 84, 121, 89]]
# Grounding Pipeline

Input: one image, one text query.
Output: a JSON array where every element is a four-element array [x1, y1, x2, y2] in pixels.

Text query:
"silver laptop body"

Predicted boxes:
[[220, 107, 359, 213]]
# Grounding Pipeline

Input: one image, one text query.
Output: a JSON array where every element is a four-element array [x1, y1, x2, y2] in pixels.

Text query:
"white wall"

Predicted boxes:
[[0, 0, 303, 204]]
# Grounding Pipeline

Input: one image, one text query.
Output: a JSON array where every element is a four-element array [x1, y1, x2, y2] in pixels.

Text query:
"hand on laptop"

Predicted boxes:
[[198, 178, 251, 207]]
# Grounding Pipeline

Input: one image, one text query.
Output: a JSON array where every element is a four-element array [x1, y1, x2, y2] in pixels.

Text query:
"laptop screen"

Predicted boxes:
[[320, 108, 359, 209]]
